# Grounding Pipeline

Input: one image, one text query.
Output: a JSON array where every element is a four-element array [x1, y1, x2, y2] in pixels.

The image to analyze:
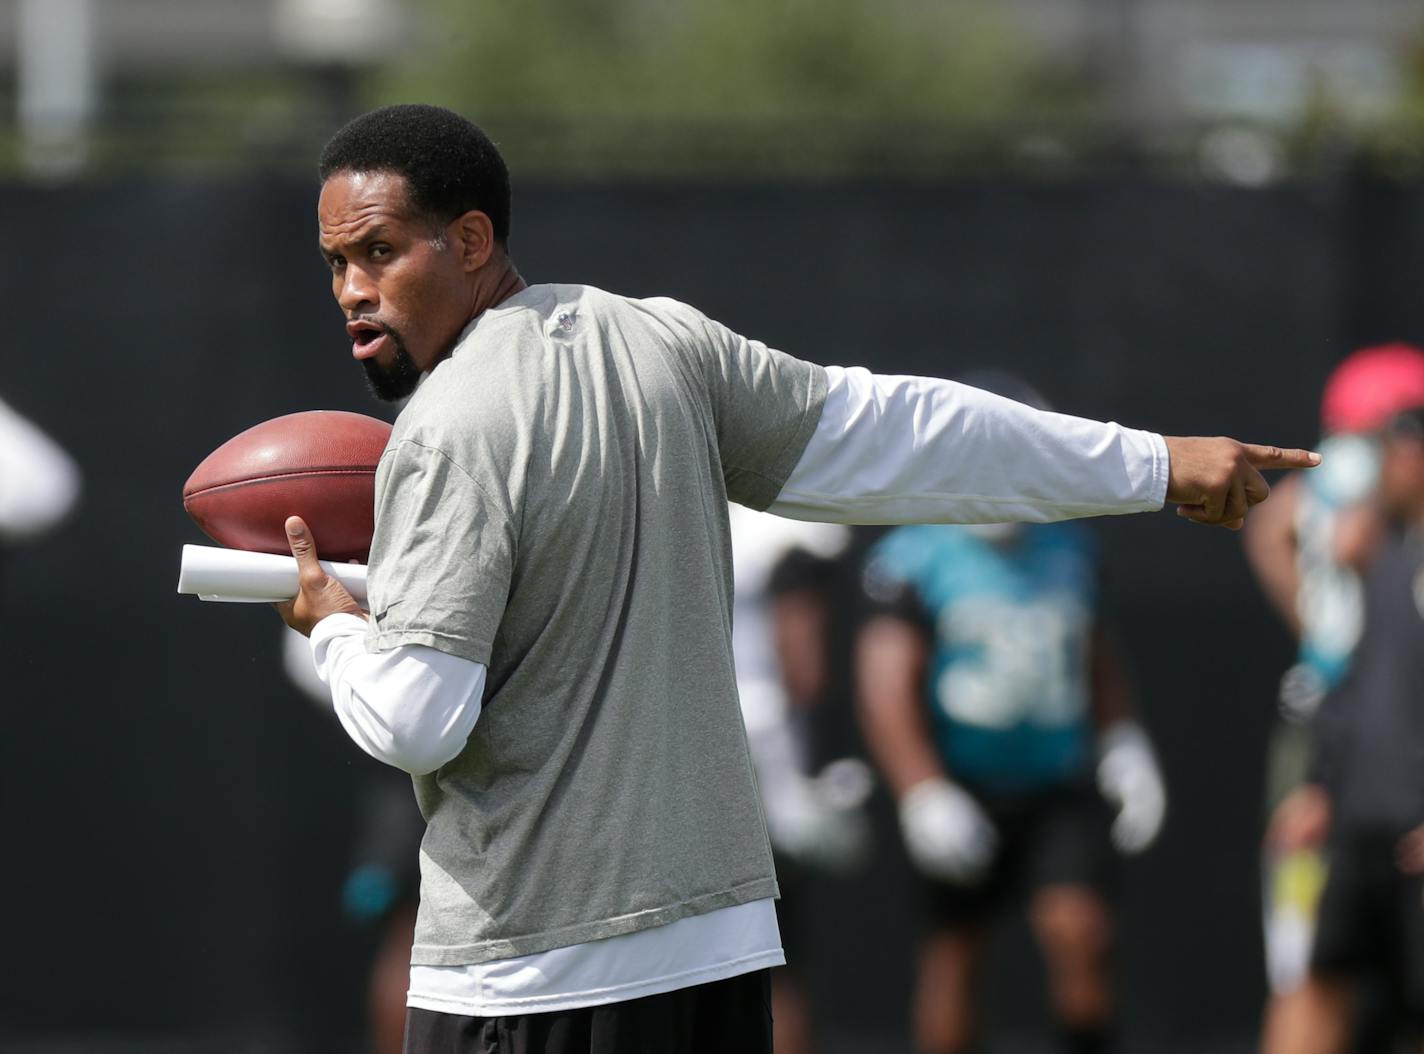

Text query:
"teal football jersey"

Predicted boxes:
[[864, 523, 1099, 795]]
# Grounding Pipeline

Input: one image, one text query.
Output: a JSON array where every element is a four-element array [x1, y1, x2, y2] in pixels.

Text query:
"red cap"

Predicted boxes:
[[1321, 343, 1424, 434]]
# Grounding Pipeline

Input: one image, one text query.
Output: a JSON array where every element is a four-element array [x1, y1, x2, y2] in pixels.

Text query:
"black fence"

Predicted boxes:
[[2, 175, 1423, 1050]]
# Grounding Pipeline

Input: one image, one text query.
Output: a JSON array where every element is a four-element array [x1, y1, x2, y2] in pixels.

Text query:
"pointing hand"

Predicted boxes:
[[1164, 437, 1320, 530]]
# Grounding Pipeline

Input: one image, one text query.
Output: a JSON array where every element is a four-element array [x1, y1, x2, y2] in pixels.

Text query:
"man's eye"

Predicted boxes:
[[369, 244, 392, 260], [328, 255, 346, 271]]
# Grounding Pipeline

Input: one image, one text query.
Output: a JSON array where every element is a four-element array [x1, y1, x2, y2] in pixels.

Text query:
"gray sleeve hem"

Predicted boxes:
[[367, 626, 493, 666], [729, 363, 829, 511]]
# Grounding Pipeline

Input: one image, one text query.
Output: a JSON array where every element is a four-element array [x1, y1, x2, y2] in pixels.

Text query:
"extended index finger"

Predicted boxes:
[[1242, 444, 1322, 470]]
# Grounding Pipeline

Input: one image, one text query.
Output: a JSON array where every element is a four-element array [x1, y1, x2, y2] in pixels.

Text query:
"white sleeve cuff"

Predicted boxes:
[[309, 611, 371, 648], [1142, 430, 1171, 511]]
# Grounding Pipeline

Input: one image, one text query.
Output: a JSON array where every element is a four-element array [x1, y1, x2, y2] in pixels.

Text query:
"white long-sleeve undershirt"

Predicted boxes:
[[310, 613, 484, 776], [771, 365, 1169, 524], [308, 367, 1170, 774]]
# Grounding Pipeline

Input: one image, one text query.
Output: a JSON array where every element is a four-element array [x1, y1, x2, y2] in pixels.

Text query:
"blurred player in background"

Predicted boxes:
[[1246, 345, 1424, 1054], [729, 505, 871, 1054], [0, 393, 81, 547], [1279, 386, 1424, 1054], [856, 374, 1166, 1054]]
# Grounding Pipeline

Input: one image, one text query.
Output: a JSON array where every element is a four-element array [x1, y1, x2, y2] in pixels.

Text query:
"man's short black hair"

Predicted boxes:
[[319, 104, 512, 245]]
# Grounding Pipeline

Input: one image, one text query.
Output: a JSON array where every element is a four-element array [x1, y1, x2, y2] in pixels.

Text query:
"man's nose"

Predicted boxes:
[[338, 264, 377, 315]]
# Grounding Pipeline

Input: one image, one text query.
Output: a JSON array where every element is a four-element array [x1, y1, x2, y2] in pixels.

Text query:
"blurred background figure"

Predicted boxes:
[[1246, 344, 1424, 1054], [854, 373, 1166, 1054], [0, 393, 81, 546], [1268, 381, 1424, 1054], [284, 628, 425, 1054], [729, 504, 872, 1054]]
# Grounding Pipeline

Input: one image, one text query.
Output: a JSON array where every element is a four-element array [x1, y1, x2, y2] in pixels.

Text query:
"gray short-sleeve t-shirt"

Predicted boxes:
[[364, 284, 826, 965]]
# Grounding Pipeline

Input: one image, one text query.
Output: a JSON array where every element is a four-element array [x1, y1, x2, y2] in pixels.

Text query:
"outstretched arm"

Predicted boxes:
[[769, 367, 1316, 530]]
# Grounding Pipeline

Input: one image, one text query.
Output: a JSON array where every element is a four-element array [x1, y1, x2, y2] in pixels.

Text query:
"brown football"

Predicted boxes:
[[183, 410, 391, 562]]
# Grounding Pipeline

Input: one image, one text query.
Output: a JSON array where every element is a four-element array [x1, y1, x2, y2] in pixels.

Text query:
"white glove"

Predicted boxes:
[[762, 759, 874, 873], [1096, 721, 1167, 854], [898, 777, 999, 885]]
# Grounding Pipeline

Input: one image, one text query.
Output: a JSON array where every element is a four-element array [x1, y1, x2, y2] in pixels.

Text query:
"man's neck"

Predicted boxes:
[[470, 255, 528, 323], [427, 257, 530, 372]]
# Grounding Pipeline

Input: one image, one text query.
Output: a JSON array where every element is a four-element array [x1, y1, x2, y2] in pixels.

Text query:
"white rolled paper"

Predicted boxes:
[[176, 544, 368, 606]]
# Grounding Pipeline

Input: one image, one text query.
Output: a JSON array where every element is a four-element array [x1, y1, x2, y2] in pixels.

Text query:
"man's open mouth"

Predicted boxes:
[[347, 320, 389, 360]]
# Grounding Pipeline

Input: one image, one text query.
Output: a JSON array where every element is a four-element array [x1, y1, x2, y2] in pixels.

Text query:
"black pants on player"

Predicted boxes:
[[402, 969, 772, 1054], [1313, 829, 1424, 1028]]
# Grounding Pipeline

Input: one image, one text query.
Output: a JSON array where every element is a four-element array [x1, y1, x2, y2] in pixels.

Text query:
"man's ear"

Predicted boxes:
[[454, 210, 496, 272]]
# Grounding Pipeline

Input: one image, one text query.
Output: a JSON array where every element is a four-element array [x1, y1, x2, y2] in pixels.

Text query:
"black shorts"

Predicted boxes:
[[402, 969, 772, 1054], [1312, 830, 1424, 1018], [922, 783, 1115, 932]]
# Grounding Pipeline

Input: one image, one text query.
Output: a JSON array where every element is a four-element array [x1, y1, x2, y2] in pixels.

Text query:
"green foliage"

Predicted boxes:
[[0, 0, 1101, 179], [1361, 37, 1424, 178], [375, 0, 1092, 174]]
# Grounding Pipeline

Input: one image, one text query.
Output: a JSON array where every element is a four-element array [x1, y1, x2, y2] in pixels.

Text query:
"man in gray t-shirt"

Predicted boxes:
[[275, 104, 1318, 1054], [369, 284, 825, 965]]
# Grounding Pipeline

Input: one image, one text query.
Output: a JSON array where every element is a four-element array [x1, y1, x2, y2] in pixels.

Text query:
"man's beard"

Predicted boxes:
[[360, 323, 421, 402]]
